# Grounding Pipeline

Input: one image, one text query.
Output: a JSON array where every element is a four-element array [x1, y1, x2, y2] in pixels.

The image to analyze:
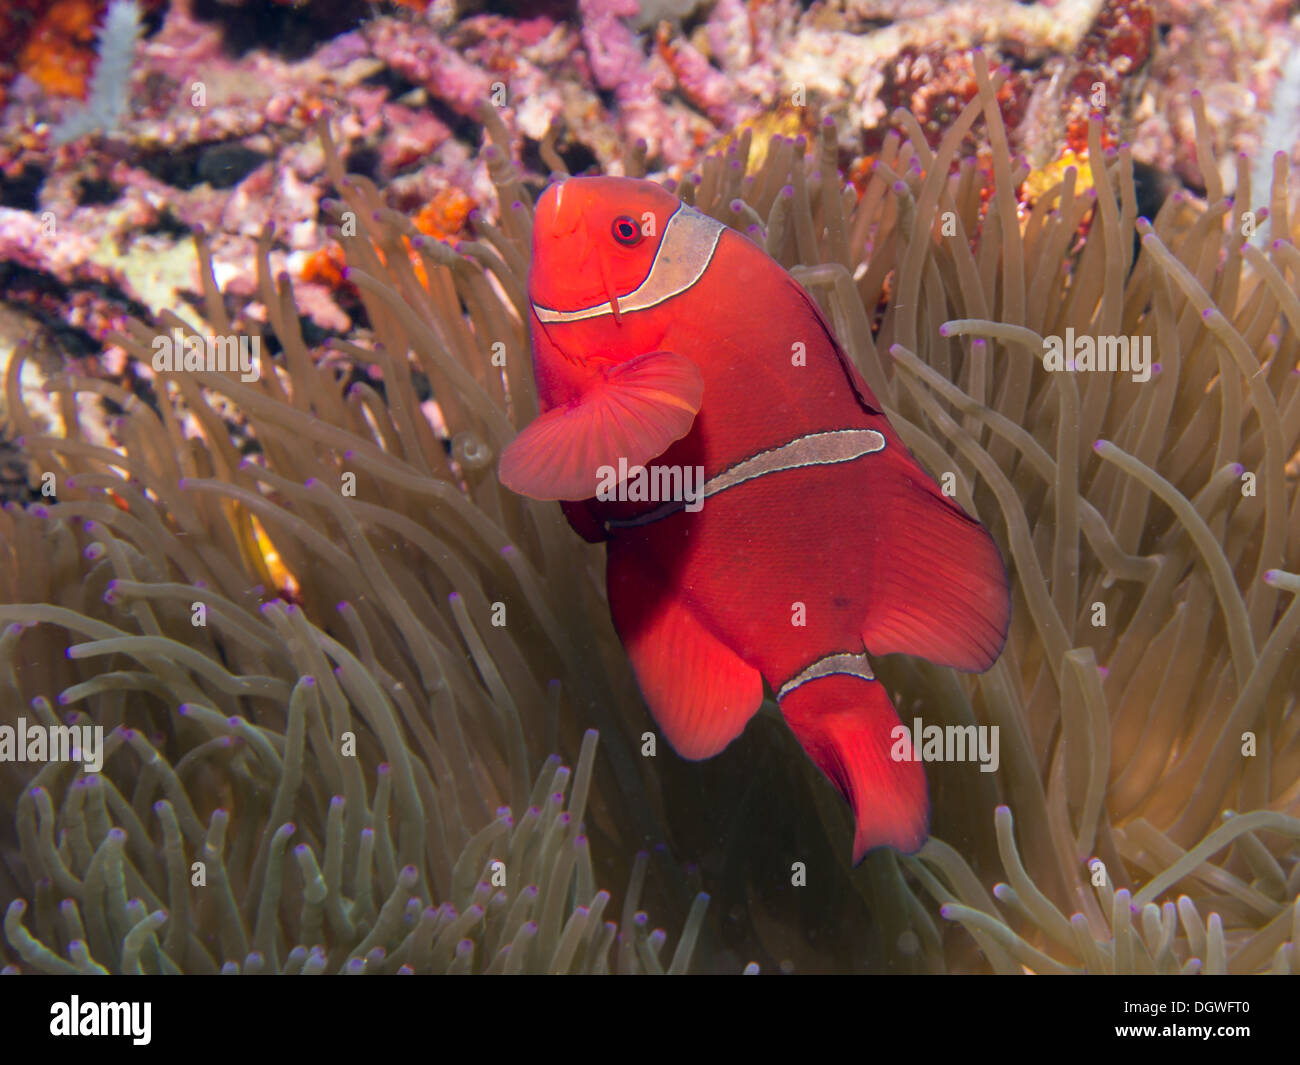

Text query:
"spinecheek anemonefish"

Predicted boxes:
[[499, 176, 1010, 861]]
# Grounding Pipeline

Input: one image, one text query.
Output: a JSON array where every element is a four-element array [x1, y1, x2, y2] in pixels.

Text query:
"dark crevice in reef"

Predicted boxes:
[[192, 0, 373, 62], [0, 164, 45, 212], [341, 144, 382, 184], [132, 141, 270, 190], [0, 263, 151, 360], [481, 0, 576, 19], [194, 143, 271, 189], [142, 206, 196, 239], [358, 65, 422, 101], [521, 133, 599, 178], [76, 176, 121, 207], [425, 94, 486, 150]]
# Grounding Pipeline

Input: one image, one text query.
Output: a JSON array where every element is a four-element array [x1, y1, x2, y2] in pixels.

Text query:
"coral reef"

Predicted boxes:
[[4, 0, 1300, 367]]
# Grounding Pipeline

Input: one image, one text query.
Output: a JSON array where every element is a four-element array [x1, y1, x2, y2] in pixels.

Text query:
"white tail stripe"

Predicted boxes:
[[533, 203, 725, 324], [777, 652, 876, 701], [606, 428, 886, 529]]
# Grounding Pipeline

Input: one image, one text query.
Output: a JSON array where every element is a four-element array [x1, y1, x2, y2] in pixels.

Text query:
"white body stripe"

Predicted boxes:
[[532, 203, 725, 324], [777, 652, 876, 701], [606, 428, 886, 529]]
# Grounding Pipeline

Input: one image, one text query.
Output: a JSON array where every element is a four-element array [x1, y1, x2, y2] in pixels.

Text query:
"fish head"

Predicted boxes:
[[529, 176, 684, 328]]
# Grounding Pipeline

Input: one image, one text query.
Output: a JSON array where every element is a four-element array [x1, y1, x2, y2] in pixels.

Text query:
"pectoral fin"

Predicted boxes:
[[498, 351, 704, 501]]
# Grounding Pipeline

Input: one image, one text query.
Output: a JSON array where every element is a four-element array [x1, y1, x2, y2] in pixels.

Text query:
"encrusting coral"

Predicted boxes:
[[2, 49, 1299, 973]]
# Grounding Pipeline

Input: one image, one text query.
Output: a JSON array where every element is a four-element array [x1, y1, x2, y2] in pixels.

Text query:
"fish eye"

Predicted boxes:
[[611, 216, 642, 246]]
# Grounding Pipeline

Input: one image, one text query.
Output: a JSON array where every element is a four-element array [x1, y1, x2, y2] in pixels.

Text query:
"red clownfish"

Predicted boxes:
[[500, 176, 1010, 861]]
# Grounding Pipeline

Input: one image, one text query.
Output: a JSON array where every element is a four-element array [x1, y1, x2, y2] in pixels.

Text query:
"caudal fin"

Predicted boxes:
[[779, 672, 927, 860]]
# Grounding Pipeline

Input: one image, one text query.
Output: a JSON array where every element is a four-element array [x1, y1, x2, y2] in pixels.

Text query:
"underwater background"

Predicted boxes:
[[0, 0, 1297, 975]]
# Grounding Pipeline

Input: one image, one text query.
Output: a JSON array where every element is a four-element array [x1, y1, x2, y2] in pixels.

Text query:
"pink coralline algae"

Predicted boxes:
[[654, 21, 746, 129], [2, 0, 1300, 405], [365, 16, 500, 121], [579, 0, 694, 162]]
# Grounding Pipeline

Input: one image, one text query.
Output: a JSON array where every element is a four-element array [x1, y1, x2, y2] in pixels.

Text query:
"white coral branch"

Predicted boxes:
[[50, 0, 143, 147]]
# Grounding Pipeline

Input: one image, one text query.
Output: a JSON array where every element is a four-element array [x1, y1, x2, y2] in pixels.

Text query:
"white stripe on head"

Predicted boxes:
[[533, 203, 725, 324]]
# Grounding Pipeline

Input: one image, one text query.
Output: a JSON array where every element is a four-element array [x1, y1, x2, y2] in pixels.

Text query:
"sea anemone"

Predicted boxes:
[[2, 51, 1297, 973]]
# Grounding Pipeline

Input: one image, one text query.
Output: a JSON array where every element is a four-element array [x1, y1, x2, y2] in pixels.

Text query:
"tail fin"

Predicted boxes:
[[779, 673, 927, 860]]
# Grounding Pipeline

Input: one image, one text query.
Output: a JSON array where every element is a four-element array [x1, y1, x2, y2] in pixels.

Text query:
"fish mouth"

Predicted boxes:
[[545, 180, 583, 238], [533, 180, 623, 323]]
